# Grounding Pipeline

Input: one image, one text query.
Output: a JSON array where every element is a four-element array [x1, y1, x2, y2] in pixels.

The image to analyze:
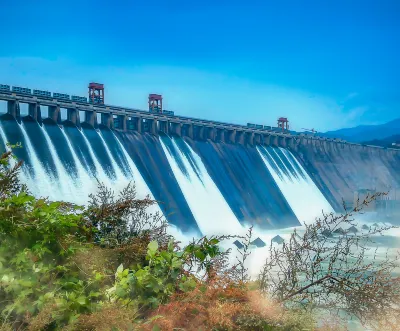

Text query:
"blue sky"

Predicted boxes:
[[0, 0, 399, 131]]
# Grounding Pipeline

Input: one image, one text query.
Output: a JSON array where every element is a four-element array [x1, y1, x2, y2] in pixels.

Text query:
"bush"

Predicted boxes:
[[258, 192, 400, 329], [141, 277, 316, 331]]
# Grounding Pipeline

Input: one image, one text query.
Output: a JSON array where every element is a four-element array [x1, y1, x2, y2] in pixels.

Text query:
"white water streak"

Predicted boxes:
[[160, 136, 243, 236], [19, 122, 58, 198], [258, 146, 333, 223], [111, 131, 157, 201], [79, 128, 114, 187], [97, 130, 127, 182], [40, 124, 79, 200], [59, 127, 96, 201]]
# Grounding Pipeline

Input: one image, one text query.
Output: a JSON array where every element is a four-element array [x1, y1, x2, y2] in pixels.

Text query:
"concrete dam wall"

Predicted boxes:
[[0, 115, 398, 236]]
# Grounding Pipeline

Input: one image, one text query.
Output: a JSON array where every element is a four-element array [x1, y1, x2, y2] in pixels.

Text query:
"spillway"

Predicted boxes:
[[160, 135, 244, 236], [19, 121, 59, 199], [0, 115, 399, 237], [258, 146, 334, 223]]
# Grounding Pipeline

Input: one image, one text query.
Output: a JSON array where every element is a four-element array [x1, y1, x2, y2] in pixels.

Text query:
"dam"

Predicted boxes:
[[0, 83, 399, 236]]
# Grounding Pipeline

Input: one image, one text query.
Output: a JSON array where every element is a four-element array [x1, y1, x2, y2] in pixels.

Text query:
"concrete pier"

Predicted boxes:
[[158, 120, 169, 134], [101, 113, 113, 128], [7, 100, 19, 119], [85, 110, 97, 127], [48, 106, 60, 124], [67, 108, 79, 125], [28, 103, 40, 121]]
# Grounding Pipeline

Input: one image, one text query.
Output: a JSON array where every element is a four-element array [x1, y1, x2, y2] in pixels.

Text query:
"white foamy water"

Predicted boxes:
[[111, 131, 158, 202], [19, 122, 59, 199], [59, 127, 97, 203], [160, 136, 244, 236], [40, 124, 80, 201], [258, 146, 334, 223], [80, 128, 115, 188], [97, 130, 126, 182]]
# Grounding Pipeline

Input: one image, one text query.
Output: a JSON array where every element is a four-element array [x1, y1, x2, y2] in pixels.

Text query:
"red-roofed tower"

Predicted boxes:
[[277, 117, 289, 131], [148, 94, 162, 113], [88, 82, 105, 104]]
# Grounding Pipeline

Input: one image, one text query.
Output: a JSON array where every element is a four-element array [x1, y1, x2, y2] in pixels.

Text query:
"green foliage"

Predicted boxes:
[[0, 151, 24, 199], [0, 153, 102, 327], [108, 240, 197, 309], [235, 313, 277, 330]]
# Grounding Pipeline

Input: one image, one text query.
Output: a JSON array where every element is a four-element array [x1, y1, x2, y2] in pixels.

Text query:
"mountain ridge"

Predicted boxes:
[[323, 118, 400, 143]]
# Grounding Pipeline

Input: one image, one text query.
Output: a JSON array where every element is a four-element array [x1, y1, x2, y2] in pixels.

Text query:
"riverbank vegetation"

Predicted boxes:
[[0, 149, 399, 330]]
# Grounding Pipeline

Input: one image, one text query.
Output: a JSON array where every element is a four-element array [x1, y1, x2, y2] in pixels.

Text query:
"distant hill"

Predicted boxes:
[[323, 118, 400, 143], [362, 134, 400, 149]]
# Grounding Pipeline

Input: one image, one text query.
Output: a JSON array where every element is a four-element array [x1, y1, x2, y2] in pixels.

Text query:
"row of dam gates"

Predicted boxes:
[[1, 91, 399, 155]]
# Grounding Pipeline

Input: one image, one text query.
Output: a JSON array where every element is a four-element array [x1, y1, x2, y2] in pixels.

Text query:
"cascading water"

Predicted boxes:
[[39, 124, 82, 202], [79, 128, 115, 188], [258, 145, 334, 223], [97, 129, 162, 215], [59, 127, 97, 203], [97, 130, 127, 182], [111, 131, 158, 201], [160, 135, 244, 236], [18, 122, 60, 199]]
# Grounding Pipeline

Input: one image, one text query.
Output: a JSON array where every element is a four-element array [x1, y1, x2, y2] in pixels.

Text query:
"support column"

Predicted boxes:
[[36, 105, 42, 123], [209, 127, 217, 141], [150, 119, 157, 135], [237, 131, 245, 145], [171, 122, 182, 136], [159, 120, 169, 134], [216, 129, 224, 143], [185, 124, 194, 139], [137, 117, 143, 133], [117, 115, 127, 131], [48, 105, 61, 124], [198, 126, 205, 140], [248, 132, 255, 146], [225, 130, 235, 143], [279, 137, 287, 148], [28, 103, 39, 121], [101, 113, 113, 128], [7, 100, 19, 119], [85, 110, 97, 127], [67, 108, 79, 125]]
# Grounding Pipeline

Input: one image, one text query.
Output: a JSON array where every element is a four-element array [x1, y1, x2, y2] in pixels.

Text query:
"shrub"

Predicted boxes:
[[258, 192, 400, 329], [141, 277, 316, 331]]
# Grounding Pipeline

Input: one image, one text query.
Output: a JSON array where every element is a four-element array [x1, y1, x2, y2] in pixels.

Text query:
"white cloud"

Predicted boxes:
[[0, 56, 357, 131]]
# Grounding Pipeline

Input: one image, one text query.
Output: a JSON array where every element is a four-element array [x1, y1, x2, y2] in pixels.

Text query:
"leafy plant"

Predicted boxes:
[[108, 239, 198, 310]]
